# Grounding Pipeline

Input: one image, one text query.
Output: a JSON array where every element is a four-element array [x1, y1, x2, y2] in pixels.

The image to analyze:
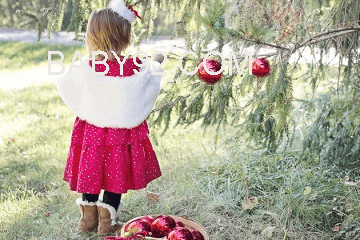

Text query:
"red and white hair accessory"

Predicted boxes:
[[108, 0, 141, 23]]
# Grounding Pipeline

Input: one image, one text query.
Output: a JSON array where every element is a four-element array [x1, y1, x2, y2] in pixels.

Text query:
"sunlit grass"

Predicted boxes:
[[0, 41, 87, 70]]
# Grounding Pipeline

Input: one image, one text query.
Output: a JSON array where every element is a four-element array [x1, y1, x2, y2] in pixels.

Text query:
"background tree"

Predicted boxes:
[[14, 0, 360, 170]]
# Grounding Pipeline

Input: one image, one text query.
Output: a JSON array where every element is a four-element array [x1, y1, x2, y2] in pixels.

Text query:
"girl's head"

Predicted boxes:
[[86, 8, 131, 59]]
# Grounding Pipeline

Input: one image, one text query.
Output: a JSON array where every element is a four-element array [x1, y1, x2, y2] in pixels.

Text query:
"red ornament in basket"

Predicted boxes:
[[118, 214, 209, 240], [126, 219, 152, 236], [168, 227, 193, 240], [104, 234, 145, 240]]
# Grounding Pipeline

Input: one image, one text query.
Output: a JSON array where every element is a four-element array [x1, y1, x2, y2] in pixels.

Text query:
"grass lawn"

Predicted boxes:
[[0, 40, 359, 240]]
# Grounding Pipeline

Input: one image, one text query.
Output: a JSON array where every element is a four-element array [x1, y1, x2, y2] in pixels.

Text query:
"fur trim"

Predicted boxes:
[[76, 198, 97, 206], [118, 201, 125, 212], [57, 56, 163, 129], [96, 197, 125, 226], [109, 0, 135, 23], [97, 200, 123, 226]]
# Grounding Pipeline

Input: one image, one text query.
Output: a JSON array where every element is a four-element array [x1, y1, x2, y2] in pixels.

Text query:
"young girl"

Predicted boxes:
[[57, 0, 164, 235]]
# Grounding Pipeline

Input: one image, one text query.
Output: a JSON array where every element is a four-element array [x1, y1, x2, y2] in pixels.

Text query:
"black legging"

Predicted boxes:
[[82, 191, 122, 210]]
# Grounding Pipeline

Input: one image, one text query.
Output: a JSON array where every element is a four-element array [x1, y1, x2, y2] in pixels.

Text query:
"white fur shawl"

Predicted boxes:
[[57, 56, 164, 128]]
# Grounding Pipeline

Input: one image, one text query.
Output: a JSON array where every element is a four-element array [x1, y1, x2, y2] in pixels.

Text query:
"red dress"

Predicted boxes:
[[63, 57, 162, 194]]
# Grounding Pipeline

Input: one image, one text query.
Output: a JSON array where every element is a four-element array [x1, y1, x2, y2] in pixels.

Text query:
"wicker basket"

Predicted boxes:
[[118, 215, 209, 240]]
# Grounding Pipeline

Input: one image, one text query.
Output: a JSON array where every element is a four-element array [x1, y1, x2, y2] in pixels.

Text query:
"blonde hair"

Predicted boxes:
[[86, 8, 131, 60]]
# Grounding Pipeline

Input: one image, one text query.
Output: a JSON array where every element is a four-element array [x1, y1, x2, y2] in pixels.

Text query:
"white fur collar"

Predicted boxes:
[[57, 56, 164, 128]]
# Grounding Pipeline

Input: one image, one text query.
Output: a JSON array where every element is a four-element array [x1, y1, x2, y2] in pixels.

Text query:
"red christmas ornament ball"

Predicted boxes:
[[104, 237, 127, 240], [175, 220, 185, 228], [168, 227, 194, 240], [125, 219, 152, 236], [138, 215, 154, 225], [190, 229, 205, 240], [197, 59, 223, 85], [151, 215, 176, 238], [252, 58, 270, 77]]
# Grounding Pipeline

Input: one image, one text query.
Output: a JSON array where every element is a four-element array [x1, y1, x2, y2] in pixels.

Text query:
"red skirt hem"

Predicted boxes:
[[63, 171, 162, 194], [63, 117, 162, 194]]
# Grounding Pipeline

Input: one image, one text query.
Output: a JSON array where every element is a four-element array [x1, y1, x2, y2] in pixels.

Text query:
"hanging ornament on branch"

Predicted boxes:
[[197, 59, 223, 85], [252, 58, 270, 78]]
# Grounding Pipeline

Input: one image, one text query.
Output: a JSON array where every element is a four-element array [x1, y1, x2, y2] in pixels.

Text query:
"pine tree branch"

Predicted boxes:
[[16, 10, 37, 20], [233, 26, 360, 54], [227, 51, 278, 59], [151, 94, 190, 113], [167, 48, 278, 60], [19, 19, 38, 27], [237, 36, 291, 51], [153, 26, 360, 60], [240, 37, 290, 51], [293, 26, 360, 52], [38, 8, 52, 20], [352, 83, 360, 90]]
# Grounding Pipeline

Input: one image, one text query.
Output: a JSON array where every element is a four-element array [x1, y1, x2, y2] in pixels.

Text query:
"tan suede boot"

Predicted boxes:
[[96, 199, 125, 235], [76, 198, 98, 232]]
